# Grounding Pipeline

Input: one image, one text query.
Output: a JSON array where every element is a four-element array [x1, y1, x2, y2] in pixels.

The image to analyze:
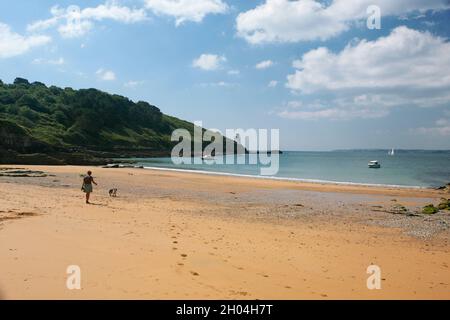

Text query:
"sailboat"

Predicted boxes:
[[388, 148, 395, 156]]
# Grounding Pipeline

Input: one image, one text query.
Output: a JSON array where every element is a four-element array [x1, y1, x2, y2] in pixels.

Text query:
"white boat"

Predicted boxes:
[[388, 148, 395, 156], [368, 160, 381, 169]]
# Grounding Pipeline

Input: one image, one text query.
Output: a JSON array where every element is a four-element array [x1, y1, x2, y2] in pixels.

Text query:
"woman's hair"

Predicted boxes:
[[87, 171, 92, 175]]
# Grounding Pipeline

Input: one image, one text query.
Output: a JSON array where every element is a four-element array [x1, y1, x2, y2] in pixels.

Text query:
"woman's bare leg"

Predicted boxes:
[[86, 192, 90, 204]]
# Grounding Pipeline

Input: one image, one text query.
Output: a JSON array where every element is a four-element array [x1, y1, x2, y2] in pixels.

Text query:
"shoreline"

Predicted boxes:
[[142, 165, 430, 190], [1, 164, 445, 198]]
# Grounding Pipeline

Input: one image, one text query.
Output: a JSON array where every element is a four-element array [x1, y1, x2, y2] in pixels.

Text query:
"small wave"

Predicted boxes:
[[142, 166, 426, 189]]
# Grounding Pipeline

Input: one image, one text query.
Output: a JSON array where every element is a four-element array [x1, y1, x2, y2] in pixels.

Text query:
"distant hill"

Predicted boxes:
[[0, 78, 234, 165]]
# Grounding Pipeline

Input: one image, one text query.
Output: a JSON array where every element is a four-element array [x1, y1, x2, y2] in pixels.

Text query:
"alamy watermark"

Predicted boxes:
[[66, 265, 81, 290], [367, 265, 382, 290], [171, 121, 280, 176], [367, 5, 381, 30]]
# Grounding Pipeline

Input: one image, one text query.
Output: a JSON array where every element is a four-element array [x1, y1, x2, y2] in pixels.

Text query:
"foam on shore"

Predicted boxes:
[[142, 166, 426, 190]]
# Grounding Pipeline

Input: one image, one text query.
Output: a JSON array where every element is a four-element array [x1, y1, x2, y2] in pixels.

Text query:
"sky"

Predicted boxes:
[[1, 0, 450, 151]]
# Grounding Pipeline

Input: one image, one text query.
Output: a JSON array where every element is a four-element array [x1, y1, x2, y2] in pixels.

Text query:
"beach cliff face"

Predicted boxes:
[[0, 121, 43, 152], [0, 78, 241, 165], [1, 165, 449, 299]]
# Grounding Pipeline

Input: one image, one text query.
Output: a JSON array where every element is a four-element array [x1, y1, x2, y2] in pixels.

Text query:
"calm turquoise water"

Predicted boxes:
[[127, 150, 450, 188]]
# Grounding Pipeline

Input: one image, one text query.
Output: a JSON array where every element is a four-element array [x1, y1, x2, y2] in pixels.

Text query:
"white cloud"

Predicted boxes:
[[27, 1, 148, 38], [96, 68, 116, 81], [278, 108, 337, 120], [278, 108, 385, 120], [268, 80, 278, 87], [277, 98, 390, 120], [279, 27, 450, 120], [81, 2, 148, 22], [76, 71, 86, 78], [192, 53, 226, 71], [32, 57, 65, 65], [58, 19, 93, 38], [255, 60, 274, 70], [287, 27, 450, 94], [436, 118, 450, 127], [199, 81, 237, 87], [422, 21, 437, 27], [144, 0, 229, 26], [413, 126, 450, 136], [278, 27, 450, 119], [124, 80, 144, 88], [412, 117, 450, 136], [227, 69, 240, 75], [236, 0, 450, 44], [0, 23, 51, 59], [237, 0, 345, 44]]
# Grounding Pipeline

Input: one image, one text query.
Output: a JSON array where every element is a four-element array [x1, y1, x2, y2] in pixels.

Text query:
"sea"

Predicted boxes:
[[126, 150, 450, 188]]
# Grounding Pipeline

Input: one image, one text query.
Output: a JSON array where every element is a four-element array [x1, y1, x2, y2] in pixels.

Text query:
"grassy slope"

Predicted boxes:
[[0, 78, 233, 164]]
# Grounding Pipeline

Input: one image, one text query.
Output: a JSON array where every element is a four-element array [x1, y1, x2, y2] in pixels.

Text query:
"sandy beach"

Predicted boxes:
[[0, 165, 449, 300]]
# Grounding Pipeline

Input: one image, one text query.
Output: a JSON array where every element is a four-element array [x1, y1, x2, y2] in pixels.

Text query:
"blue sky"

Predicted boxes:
[[1, 0, 450, 150]]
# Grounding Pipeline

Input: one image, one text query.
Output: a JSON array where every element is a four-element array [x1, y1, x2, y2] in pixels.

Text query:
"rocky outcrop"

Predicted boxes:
[[0, 120, 51, 154], [436, 183, 450, 193]]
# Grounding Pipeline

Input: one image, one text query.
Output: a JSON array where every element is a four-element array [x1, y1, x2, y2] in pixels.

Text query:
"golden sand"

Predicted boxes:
[[0, 165, 449, 299]]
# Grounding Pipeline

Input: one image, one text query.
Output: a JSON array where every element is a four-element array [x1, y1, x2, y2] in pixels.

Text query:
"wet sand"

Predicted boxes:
[[0, 165, 449, 299]]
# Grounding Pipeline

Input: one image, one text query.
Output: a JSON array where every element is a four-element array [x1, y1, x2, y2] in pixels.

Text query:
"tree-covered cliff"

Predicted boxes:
[[0, 78, 211, 164]]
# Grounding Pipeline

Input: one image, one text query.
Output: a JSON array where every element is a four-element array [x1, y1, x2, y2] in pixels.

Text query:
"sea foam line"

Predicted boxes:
[[142, 166, 426, 189]]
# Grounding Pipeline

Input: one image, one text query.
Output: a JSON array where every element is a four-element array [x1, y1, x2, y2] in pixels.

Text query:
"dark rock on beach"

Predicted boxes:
[[0, 168, 47, 177]]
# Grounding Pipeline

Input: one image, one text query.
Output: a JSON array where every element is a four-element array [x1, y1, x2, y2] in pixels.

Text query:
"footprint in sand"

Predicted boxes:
[[230, 290, 249, 297], [181, 254, 188, 258], [190, 271, 199, 276]]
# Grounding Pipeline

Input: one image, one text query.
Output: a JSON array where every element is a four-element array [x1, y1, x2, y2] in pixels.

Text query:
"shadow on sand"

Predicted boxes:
[[87, 202, 107, 207]]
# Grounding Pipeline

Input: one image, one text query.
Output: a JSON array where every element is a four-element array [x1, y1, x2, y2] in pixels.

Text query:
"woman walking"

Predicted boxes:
[[81, 170, 98, 204]]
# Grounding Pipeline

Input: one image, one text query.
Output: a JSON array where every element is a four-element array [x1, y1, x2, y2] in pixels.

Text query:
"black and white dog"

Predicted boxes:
[[109, 188, 118, 197]]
